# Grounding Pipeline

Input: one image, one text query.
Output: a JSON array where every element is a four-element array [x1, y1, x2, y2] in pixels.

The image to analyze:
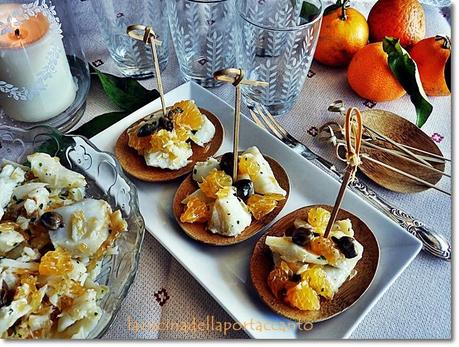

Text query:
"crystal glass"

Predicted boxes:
[[236, 0, 323, 116], [0, 125, 145, 339], [0, 0, 90, 132], [90, 0, 169, 78], [167, 0, 237, 87]]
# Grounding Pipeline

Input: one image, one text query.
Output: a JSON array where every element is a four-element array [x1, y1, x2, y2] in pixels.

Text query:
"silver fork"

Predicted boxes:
[[248, 103, 451, 261]]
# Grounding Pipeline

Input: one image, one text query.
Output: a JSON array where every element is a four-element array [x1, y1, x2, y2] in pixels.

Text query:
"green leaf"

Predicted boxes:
[[35, 132, 75, 158], [92, 67, 160, 112], [70, 111, 129, 139], [383, 37, 433, 128], [323, 0, 349, 17]]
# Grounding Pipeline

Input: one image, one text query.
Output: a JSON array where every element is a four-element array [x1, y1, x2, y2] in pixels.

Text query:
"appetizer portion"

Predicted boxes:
[[127, 100, 216, 170], [0, 153, 128, 339], [265, 207, 363, 311], [180, 146, 287, 237]]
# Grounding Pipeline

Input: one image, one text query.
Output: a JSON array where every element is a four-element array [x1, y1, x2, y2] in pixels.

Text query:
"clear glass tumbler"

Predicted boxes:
[[237, 0, 323, 115], [90, 0, 169, 78], [167, 0, 237, 87]]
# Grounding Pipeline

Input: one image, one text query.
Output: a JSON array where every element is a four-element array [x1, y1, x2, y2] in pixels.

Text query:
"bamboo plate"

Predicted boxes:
[[115, 108, 224, 182], [359, 109, 445, 193], [250, 205, 379, 323], [172, 156, 290, 246]]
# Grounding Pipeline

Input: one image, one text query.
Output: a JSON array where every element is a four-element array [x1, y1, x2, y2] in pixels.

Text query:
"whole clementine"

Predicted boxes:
[[410, 36, 451, 96], [314, 1, 369, 67], [368, 0, 426, 48], [347, 42, 406, 102]]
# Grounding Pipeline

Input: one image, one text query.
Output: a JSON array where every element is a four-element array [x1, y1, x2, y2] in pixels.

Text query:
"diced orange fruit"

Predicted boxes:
[[127, 129, 152, 155], [172, 100, 204, 131], [285, 281, 320, 311], [267, 261, 296, 298], [215, 186, 233, 199], [307, 207, 331, 235], [38, 247, 74, 276], [199, 169, 233, 199], [180, 197, 210, 223], [247, 194, 279, 220], [302, 265, 334, 299], [310, 236, 344, 266], [238, 155, 260, 177]]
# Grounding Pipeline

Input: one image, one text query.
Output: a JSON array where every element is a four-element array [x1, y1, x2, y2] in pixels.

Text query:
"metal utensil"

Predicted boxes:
[[248, 103, 451, 261]]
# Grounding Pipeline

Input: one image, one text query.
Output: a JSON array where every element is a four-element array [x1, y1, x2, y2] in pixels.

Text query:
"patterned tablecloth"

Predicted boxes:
[[72, 0, 451, 340]]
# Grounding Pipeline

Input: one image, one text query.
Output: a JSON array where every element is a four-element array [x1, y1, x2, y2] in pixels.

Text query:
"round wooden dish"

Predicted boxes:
[[250, 205, 379, 323], [172, 156, 290, 246], [115, 108, 224, 182], [359, 109, 445, 193]]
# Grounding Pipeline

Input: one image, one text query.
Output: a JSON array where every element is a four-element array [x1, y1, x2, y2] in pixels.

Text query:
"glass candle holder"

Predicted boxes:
[[0, 0, 90, 132]]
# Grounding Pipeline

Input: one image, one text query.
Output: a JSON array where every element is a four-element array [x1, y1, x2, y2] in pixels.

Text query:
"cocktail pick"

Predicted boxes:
[[324, 107, 363, 239], [213, 68, 268, 181], [127, 24, 167, 117]]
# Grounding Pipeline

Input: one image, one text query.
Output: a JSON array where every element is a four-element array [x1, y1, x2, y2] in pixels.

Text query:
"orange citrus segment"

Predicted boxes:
[[172, 100, 204, 131], [38, 247, 73, 276], [285, 281, 320, 311], [302, 265, 334, 299], [238, 155, 260, 177], [247, 194, 279, 220], [307, 207, 330, 235], [180, 197, 210, 223], [199, 169, 233, 199], [310, 236, 344, 266]]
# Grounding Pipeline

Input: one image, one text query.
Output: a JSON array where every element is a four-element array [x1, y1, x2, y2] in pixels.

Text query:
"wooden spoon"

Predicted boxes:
[[172, 156, 290, 246], [250, 205, 379, 323], [115, 108, 224, 182]]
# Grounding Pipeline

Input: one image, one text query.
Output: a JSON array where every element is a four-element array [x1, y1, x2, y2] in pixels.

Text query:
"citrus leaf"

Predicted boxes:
[[92, 67, 160, 112], [383, 37, 433, 128], [70, 111, 129, 139]]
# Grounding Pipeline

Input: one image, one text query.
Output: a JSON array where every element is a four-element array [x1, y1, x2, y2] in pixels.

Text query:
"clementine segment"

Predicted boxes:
[[368, 0, 425, 48], [347, 42, 406, 101], [409, 36, 451, 96]]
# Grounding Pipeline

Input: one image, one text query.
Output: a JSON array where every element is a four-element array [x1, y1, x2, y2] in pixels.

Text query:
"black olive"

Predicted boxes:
[[291, 227, 315, 246], [158, 117, 174, 131], [40, 212, 64, 230], [332, 236, 358, 258], [137, 122, 157, 137], [167, 107, 183, 119], [220, 152, 235, 177], [291, 274, 302, 283], [234, 179, 254, 201]]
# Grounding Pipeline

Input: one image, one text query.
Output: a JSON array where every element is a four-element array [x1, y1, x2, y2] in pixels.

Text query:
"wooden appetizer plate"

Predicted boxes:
[[172, 156, 290, 246], [115, 108, 224, 182], [250, 205, 379, 323], [360, 109, 445, 193]]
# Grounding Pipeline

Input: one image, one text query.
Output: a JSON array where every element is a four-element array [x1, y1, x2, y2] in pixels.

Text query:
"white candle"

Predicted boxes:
[[0, 3, 77, 122]]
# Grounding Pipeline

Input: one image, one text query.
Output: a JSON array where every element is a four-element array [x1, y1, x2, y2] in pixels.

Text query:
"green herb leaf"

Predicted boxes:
[[70, 111, 129, 139], [383, 37, 433, 128], [92, 68, 160, 112]]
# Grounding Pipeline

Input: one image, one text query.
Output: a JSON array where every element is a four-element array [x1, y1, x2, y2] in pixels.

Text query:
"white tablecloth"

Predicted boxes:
[[73, 0, 451, 339]]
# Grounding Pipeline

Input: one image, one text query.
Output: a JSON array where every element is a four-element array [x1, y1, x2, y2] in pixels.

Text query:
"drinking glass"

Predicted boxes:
[[237, 0, 323, 115], [91, 0, 169, 78], [167, 0, 237, 87]]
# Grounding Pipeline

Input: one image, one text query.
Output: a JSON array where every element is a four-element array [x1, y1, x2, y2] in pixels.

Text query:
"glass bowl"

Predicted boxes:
[[0, 125, 145, 339]]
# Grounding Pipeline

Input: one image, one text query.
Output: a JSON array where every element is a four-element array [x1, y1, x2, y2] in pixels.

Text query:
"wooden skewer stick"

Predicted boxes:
[[363, 155, 450, 196], [324, 107, 363, 239], [214, 68, 268, 181], [333, 138, 451, 178], [127, 24, 167, 117]]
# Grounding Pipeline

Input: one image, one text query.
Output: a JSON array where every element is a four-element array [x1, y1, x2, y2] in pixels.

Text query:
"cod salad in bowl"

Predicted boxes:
[[0, 126, 144, 339]]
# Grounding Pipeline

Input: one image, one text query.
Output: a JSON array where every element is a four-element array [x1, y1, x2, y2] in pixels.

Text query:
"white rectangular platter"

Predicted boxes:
[[91, 82, 422, 339]]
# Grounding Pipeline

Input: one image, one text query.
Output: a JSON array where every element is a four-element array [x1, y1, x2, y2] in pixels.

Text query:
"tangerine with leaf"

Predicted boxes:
[[314, 0, 369, 67]]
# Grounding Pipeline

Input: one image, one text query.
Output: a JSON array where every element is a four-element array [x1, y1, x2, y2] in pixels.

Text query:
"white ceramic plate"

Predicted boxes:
[[91, 82, 422, 339]]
